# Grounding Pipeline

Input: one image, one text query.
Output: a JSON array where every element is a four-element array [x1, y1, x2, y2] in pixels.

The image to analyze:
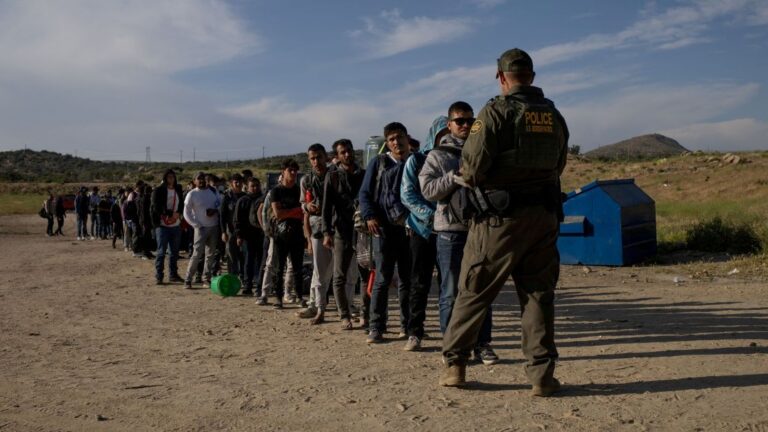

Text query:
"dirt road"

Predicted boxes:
[[1, 214, 767, 431]]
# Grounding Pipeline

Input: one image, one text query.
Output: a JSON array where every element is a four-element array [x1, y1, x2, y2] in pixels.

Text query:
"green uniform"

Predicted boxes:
[[442, 84, 568, 387]]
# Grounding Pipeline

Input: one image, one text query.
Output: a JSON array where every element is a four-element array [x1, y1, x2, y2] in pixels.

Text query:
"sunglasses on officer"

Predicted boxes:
[[450, 117, 475, 127]]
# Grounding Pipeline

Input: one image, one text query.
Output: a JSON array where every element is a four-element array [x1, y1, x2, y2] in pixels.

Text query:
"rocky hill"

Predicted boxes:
[[585, 134, 689, 160]]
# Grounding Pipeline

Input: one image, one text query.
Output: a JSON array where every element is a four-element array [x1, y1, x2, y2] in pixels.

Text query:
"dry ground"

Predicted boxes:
[[1, 214, 767, 432]]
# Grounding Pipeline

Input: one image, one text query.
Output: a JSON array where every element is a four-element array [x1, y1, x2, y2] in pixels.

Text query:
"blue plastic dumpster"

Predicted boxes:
[[558, 179, 656, 266]]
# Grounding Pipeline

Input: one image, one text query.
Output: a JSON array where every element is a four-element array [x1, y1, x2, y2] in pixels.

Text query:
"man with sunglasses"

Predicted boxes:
[[421, 101, 498, 364], [439, 49, 568, 397]]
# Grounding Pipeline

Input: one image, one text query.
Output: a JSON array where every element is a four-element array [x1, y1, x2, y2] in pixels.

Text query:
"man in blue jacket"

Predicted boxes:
[[358, 122, 412, 344]]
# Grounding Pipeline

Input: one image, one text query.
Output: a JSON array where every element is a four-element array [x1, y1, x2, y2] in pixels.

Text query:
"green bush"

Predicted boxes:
[[685, 217, 762, 255]]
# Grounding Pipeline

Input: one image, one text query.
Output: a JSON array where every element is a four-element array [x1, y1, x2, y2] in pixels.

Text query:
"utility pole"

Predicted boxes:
[[145, 146, 151, 163]]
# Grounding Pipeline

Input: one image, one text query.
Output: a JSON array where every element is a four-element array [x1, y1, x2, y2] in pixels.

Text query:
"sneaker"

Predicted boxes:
[[273, 301, 283, 310], [241, 288, 253, 297], [255, 297, 268, 306], [155, 279, 163, 285], [133, 253, 143, 258], [366, 329, 384, 344], [295, 306, 318, 318], [403, 336, 421, 352], [531, 378, 561, 397], [397, 328, 407, 339], [298, 298, 308, 308], [438, 364, 466, 387], [282, 294, 292, 304], [144, 252, 156, 259], [202, 281, 210, 289], [169, 274, 184, 283], [184, 281, 193, 290], [473, 344, 500, 366]]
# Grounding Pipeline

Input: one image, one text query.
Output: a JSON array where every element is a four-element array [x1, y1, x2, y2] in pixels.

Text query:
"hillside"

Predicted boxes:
[[0, 149, 349, 183], [585, 133, 689, 160]]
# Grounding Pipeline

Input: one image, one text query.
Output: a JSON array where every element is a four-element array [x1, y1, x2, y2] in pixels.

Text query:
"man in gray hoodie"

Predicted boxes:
[[419, 101, 498, 365]]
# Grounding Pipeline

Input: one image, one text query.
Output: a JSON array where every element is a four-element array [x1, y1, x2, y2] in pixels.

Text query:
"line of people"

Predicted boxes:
[[40, 48, 565, 396]]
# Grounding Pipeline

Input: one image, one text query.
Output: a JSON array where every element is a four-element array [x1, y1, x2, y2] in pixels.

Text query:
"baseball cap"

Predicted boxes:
[[497, 48, 534, 73]]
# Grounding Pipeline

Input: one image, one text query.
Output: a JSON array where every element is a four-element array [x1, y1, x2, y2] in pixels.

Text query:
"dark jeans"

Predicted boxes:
[[332, 231, 355, 320], [225, 232, 243, 278], [242, 232, 265, 295], [55, 216, 64, 235], [90, 210, 98, 237], [77, 214, 88, 238], [98, 213, 110, 238], [155, 225, 181, 280], [273, 230, 304, 301], [407, 232, 437, 338], [369, 224, 411, 333], [46, 216, 54, 235], [437, 231, 492, 345]]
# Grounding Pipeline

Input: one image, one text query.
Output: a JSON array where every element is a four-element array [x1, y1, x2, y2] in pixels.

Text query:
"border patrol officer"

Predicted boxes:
[[439, 48, 568, 397]]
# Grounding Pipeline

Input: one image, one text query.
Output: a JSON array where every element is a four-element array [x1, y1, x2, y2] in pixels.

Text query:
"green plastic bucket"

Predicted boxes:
[[210, 274, 241, 297]]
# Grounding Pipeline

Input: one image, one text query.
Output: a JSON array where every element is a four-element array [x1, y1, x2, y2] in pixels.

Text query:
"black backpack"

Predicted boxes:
[[248, 195, 263, 229]]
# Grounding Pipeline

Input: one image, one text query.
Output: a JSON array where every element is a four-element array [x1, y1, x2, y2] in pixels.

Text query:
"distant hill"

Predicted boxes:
[[0, 149, 363, 183], [585, 134, 689, 160]]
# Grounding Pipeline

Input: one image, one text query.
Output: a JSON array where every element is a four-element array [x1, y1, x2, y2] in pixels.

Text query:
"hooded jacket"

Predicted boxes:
[[420, 134, 467, 232]]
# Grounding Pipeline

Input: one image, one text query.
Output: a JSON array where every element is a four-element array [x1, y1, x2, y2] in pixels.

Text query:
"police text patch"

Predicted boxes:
[[524, 111, 554, 133]]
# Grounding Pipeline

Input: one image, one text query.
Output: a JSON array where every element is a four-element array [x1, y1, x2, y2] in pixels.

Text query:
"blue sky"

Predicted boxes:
[[0, 0, 766, 161]]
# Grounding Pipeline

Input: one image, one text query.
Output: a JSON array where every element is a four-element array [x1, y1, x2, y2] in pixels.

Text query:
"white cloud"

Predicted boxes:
[[532, 0, 768, 67], [467, 0, 507, 8], [560, 82, 761, 150], [350, 9, 474, 59], [0, 0, 262, 160], [660, 118, 768, 151], [0, 0, 260, 82]]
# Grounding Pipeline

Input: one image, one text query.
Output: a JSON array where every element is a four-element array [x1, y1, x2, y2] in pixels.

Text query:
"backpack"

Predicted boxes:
[[261, 194, 277, 237], [374, 154, 408, 226], [38, 205, 48, 219], [430, 146, 475, 224], [248, 195, 263, 229]]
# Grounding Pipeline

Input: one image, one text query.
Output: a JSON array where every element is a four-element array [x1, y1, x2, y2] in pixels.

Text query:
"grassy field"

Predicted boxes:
[[0, 193, 45, 215]]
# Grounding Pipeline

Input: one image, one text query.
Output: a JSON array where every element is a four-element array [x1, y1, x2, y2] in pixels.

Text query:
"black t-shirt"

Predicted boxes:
[[268, 183, 302, 232]]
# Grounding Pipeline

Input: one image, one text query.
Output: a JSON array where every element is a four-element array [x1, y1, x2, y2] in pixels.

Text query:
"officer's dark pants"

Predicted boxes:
[[407, 232, 436, 338], [369, 224, 411, 333], [442, 206, 560, 386], [331, 229, 356, 320]]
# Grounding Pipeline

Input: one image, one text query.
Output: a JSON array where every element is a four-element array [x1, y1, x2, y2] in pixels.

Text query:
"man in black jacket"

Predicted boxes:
[[322, 139, 365, 329], [150, 169, 184, 284], [233, 177, 265, 296], [220, 173, 246, 280]]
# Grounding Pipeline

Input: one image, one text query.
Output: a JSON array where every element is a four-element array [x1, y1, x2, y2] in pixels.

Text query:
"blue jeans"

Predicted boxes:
[[437, 231, 492, 345], [155, 225, 181, 280], [77, 214, 88, 238]]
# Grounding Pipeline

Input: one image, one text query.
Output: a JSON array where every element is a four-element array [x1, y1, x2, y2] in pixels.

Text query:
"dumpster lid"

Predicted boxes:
[[567, 179, 635, 199]]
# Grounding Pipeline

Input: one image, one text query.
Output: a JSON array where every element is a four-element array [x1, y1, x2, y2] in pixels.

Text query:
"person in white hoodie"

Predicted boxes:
[[183, 172, 221, 289]]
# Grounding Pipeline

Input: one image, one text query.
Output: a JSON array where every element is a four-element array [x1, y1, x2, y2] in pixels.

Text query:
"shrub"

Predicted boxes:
[[685, 217, 762, 255]]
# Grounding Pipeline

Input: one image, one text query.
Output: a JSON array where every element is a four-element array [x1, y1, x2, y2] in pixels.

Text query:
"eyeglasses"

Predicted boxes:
[[450, 118, 475, 126]]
